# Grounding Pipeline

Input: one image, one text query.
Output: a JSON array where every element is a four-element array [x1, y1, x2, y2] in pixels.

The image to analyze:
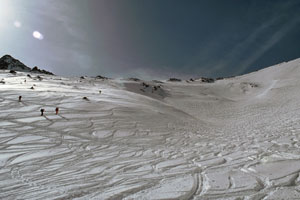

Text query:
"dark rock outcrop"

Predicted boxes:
[[142, 82, 150, 88], [168, 78, 182, 82], [95, 75, 109, 80], [31, 66, 54, 75], [201, 77, 214, 83], [0, 55, 31, 72], [0, 55, 54, 75], [128, 78, 141, 82], [9, 70, 17, 74]]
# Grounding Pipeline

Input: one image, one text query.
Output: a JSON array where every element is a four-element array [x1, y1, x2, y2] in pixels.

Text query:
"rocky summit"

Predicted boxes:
[[0, 55, 31, 72], [0, 55, 54, 75]]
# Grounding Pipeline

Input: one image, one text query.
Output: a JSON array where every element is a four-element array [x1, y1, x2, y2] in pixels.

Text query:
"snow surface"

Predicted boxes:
[[1, 59, 300, 199]]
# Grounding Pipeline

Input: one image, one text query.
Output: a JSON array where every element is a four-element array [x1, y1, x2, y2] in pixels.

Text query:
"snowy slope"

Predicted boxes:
[[1, 58, 300, 199]]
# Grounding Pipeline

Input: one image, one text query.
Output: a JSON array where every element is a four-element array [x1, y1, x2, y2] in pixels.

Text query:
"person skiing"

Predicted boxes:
[[18, 96, 22, 102], [55, 107, 59, 115], [40, 108, 45, 116]]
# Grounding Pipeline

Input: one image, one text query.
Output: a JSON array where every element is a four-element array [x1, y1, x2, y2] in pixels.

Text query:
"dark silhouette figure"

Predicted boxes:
[[99, 90, 101, 94], [40, 109, 45, 116], [83, 97, 89, 100], [18, 96, 22, 102], [55, 107, 59, 115]]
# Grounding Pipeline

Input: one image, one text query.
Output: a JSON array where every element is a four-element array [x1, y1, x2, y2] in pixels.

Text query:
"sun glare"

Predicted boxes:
[[33, 31, 44, 40]]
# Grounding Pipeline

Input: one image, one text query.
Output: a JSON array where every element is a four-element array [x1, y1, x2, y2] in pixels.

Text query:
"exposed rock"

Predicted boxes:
[[201, 77, 214, 83], [128, 78, 141, 82], [249, 83, 259, 88], [142, 82, 150, 88], [168, 78, 181, 82], [9, 70, 16, 74], [31, 66, 54, 75], [153, 85, 161, 91], [216, 76, 235, 80], [0, 55, 31, 71], [95, 75, 108, 80], [0, 55, 54, 75], [124, 82, 169, 100], [37, 75, 43, 81]]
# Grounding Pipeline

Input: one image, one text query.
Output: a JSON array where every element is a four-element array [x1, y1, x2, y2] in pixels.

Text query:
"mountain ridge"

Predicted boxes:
[[0, 54, 54, 75]]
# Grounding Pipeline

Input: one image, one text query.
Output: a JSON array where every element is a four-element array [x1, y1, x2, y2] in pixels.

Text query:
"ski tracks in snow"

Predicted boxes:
[[1, 73, 300, 199]]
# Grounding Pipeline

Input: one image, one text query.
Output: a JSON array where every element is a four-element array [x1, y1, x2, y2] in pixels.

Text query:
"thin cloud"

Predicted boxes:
[[208, 17, 280, 74], [203, 1, 300, 77], [236, 16, 300, 75]]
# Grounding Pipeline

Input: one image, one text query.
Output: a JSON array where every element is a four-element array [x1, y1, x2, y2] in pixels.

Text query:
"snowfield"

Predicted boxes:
[[1, 59, 300, 199]]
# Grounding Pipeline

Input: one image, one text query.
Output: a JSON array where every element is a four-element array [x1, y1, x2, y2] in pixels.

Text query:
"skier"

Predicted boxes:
[[18, 96, 22, 102], [40, 108, 45, 116], [55, 107, 59, 115]]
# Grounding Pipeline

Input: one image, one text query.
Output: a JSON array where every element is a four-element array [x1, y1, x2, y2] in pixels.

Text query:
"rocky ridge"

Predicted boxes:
[[0, 55, 54, 75]]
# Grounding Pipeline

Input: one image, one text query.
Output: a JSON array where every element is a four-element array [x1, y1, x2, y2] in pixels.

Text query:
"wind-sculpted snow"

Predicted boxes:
[[1, 59, 300, 200]]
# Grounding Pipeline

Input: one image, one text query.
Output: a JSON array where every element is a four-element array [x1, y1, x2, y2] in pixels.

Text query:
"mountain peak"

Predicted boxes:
[[1, 54, 13, 59], [0, 54, 31, 72], [0, 54, 54, 75]]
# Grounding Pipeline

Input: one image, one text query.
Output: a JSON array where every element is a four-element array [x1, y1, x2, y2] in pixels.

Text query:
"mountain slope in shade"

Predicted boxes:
[[0, 55, 54, 75], [1, 57, 300, 199], [0, 55, 31, 71]]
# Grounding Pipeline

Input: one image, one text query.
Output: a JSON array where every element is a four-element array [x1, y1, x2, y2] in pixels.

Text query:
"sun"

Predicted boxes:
[[33, 31, 44, 40]]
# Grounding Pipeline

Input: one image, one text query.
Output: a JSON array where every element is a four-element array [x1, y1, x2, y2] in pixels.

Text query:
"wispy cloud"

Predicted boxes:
[[193, 1, 300, 77], [207, 17, 280, 75], [235, 16, 300, 75]]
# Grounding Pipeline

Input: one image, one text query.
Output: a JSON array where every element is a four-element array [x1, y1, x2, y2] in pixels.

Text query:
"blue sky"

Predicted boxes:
[[1, 0, 300, 79]]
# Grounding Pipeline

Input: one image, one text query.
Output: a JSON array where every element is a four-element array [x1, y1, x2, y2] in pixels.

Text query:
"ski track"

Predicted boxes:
[[1, 64, 300, 200]]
